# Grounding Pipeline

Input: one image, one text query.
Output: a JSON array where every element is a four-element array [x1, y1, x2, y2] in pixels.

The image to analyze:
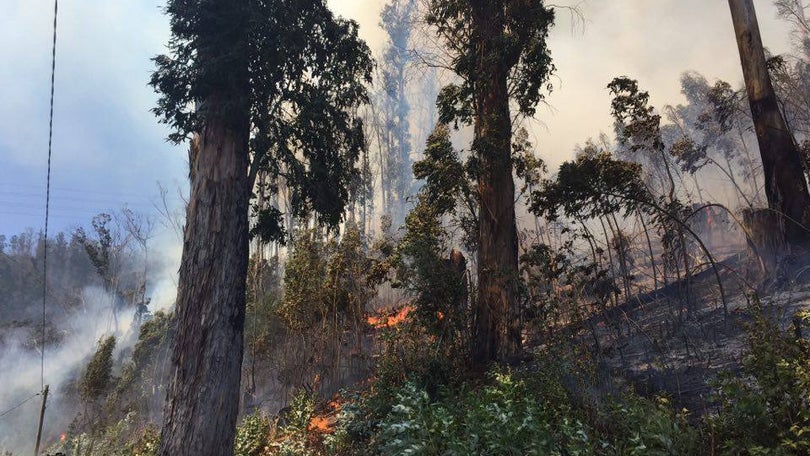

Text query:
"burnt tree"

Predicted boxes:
[[729, 0, 810, 246]]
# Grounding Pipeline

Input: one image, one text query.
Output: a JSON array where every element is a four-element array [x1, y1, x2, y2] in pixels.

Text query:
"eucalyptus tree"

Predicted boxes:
[[729, 0, 810, 246], [610, 77, 705, 310], [774, 0, 810, 59], [665, 72, 763, 208], [424, 0, 555, 364], [378, 0, 418, 223], [531, 148, 728, 315], [769, 1, 810, 145], [150, 1, 372, 454]]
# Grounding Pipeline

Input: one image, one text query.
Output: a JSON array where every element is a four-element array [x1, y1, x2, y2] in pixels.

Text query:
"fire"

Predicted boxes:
[[367, 306, 413, 328], [308, 415, 333, 433], [60, 433, 66, 442], [307, 395, 343, 434]]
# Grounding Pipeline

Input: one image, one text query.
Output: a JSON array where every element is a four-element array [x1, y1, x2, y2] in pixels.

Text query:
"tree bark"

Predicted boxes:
[[159, 106, 250, 455], [729, 0, 810, 246], [470, 0, 522, 364]]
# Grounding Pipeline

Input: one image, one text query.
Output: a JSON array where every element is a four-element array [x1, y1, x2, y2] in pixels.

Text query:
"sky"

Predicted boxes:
[[0, 0, 796, 238]]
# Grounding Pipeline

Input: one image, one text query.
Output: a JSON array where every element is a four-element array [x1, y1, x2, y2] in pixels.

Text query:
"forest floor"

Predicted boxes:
[[570, 245, 810, 419]]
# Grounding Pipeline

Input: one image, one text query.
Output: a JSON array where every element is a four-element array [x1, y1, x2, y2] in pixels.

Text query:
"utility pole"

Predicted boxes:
[[34, 384, 49, 456]]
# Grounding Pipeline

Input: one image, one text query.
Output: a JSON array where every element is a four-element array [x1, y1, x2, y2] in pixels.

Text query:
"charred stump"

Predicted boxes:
[[743, 207, 785, 276]]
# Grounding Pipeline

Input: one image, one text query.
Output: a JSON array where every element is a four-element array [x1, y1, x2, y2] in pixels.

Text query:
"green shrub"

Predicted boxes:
[[80, 335, 116, 402], [597, 395, 700, 455], [708, 303, 810, 454], [234, 412, 271, 456], [375, 370, 592, 456]]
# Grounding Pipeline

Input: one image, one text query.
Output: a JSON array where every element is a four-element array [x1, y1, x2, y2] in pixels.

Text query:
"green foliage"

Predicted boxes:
[[597, 396, 700, 455], [397, 202, 468, 339], [324, 392, 369, 455], [286, 390, 318, 435], [280, 224, 374, 331], [280, 231, 328, 330], [266, 391, 318, 456], [250, 207, 288, 246], [519, 242, 571, 329], [375, 370, 591, 456], [234, 412, 272, 456], [513, 127, 547, 197], [120, 424, 160, 456], [412, 125, 468, 216], [411, 123, 478, 250], [151, 0, 374, 235], [74, 213, 115, 286], [113, 311, 174, 418], [531, 148, 649, 221], [81, 335, 117, 402], [425, 0, 556, 124], [609, 77, 667, 162], [709, 300, 810, 454], [324, 223, 375, 326]]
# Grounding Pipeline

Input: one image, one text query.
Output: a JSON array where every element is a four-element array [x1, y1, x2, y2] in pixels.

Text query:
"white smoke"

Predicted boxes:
[[0, 228, 180, 455]]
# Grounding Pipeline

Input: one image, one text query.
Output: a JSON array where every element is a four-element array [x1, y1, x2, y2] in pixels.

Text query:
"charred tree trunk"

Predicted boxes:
[[158, 103, 250, 455], [470, 1, 522, 364], [729, 0, 810, 246], [743, 207, 782, 274]]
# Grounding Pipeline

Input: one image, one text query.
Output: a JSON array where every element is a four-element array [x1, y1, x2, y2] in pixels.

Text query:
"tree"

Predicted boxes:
[[728, 0, 810, 245], [378, 0, 418, 223], [150, 1, 372, 454], [80, 335, 116, 403], [425, 0, 555, 364]]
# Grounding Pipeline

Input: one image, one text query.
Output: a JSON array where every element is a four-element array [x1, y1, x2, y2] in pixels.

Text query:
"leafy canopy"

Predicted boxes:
[[151, 0, 374, 240], [426, 0, 556, 126], [531, 148, 649, 222]]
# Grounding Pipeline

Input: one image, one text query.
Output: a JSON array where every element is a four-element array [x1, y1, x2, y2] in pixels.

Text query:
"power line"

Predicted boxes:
[[42, 0, 58, 393], [0, 393, 40, 420], [0, 183, 185, 201]]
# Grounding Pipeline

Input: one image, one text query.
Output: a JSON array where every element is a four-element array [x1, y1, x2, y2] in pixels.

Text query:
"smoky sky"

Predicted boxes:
[[0, 0, 795, 236]]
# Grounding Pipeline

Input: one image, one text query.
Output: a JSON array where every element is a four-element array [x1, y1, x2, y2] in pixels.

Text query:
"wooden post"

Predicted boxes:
[[34, 384, 49, 456]]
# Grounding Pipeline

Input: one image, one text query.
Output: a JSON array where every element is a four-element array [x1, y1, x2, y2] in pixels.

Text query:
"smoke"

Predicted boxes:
[[0, 228, 180, 455]]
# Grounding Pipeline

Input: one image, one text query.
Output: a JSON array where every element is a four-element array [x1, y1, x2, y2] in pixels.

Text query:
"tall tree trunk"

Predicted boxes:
[[159, 105, 250, 455], [729, 0, 810, 246], [471, 0, 522, 364]]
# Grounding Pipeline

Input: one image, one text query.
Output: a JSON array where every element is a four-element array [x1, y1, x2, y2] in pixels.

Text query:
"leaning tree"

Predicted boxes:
[[729, 0, 810, 246], [150, 1, 372, 454], [425, 0, 555, 364]]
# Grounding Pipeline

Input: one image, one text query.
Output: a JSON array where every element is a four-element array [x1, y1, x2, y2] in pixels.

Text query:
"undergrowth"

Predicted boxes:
[[42, 298, 809, 456]]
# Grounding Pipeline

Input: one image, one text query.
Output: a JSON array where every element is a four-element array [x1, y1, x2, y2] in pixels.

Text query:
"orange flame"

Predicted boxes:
[[367, 306, 413, 328], [60, 433, 66, 442], [308, 415, 333, 433], [307, 394, 343, 434]]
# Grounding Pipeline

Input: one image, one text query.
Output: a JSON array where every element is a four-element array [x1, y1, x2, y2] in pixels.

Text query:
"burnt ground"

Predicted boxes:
[[538, 247, 810, 418]]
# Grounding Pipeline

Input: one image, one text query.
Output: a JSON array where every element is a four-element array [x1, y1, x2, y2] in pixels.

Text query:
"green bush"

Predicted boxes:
[[597, 395, 700, 455], [708, 303, 810, 454], [80, 335, 116, 402], [234, 412, 271, 456], [375, 370, 592, 456]]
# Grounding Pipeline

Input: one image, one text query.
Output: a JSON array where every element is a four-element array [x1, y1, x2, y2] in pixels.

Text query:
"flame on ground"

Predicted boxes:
[[308, 415, 333, 433], [367, 306, 413, 329], [308, 395, 343, 434]]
